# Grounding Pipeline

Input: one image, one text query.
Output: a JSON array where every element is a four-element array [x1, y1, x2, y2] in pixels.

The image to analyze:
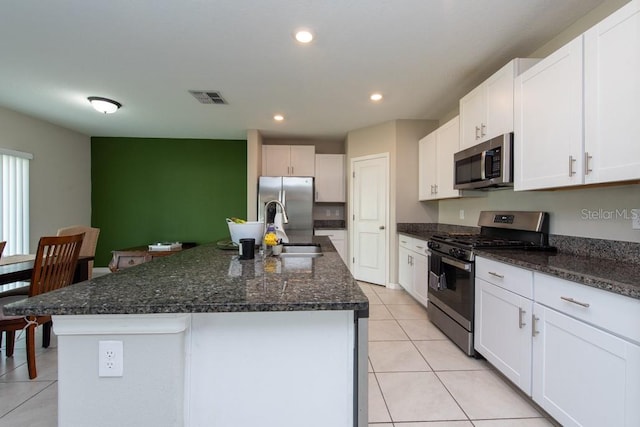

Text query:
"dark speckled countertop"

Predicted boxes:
[[4, 237, 369, 316], [398, 226, 640, 300], [475, 249, 640, 300]]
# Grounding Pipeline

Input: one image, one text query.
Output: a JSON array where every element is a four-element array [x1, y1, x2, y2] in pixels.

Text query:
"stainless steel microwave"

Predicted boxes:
[[453, 133, 513, 190]]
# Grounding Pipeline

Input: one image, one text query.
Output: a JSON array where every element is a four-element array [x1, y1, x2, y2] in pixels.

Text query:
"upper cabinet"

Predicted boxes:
[[460, 59, 540, 150], [262, 145, 315, 177], [515, 0, 640, 191], [419, 116, 461, 201], [583, 0, 640, 185], [315, 154, 346, 202]]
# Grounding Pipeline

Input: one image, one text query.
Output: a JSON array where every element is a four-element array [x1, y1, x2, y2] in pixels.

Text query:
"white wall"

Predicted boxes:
[[0, 107, 91, 251]]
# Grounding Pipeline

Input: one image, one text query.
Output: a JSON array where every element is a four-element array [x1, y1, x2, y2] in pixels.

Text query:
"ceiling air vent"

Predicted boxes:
[[188, 90, 228, 105]]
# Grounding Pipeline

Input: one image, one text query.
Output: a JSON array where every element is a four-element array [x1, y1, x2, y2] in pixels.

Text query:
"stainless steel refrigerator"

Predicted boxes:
[[258, 176, 314, 242]]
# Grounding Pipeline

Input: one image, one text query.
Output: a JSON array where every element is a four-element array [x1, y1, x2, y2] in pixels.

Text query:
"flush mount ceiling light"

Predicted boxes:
[[274, 114, 284, 122], [370, 93, 383, 102], [88, 96, 122, 114], [294, 30, 314, 44]]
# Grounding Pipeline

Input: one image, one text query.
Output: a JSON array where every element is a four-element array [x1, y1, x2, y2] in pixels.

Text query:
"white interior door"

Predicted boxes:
[[351, 154, 388, 285]]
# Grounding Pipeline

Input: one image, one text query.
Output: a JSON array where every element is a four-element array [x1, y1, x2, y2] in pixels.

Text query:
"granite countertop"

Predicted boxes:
[[4, 237, 369, 316], [475, 249, 640, 300], [398, 229, 640, 300]]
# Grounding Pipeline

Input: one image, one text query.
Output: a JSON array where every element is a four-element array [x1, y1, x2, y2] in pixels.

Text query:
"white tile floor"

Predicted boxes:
[[360, 282, 559, 427], [1, 284, 558, 427]]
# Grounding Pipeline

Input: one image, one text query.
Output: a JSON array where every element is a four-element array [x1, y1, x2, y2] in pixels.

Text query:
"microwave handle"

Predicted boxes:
[[480, 150, 487, 180]]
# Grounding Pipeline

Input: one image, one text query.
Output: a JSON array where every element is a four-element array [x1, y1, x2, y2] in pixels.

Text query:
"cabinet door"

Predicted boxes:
[[315, 154, 345, 202], [289, 146, 315, 176], [514, 37, 584, 191], [485, 61, 516, 141], [397, 242, 413, 293], [411, 249, 429, 307], [435, 116, 461, 199], [263, 145, 292, 176], [459, 85, 486, 150], [532, 303, 640, 427], [475, 278, 532, 394], [418, 132, 437, 201], [584, 0, 640, 184]]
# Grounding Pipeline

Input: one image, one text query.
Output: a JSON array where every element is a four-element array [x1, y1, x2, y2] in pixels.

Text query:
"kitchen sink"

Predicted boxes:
[[279, 243, 323, 258]]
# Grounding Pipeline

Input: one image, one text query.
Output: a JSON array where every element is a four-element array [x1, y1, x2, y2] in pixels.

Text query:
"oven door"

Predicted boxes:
[[427, 252, 474, 331]]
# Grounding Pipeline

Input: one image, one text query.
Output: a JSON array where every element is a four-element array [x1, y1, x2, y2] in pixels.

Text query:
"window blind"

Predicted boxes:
[[0, 149, 32, 255]]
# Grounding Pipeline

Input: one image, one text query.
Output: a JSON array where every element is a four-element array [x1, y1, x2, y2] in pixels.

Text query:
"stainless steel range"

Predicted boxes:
[[426, 211, 554, 356]]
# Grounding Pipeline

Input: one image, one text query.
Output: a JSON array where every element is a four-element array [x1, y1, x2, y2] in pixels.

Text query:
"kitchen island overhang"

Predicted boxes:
[[6, 238, 369, 427]]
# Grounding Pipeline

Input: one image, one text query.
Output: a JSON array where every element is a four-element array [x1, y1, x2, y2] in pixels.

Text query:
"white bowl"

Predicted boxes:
[[227, 221, 264, 245]]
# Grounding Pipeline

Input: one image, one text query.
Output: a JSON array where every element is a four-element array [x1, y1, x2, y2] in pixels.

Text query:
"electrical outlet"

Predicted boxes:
[[334, 209, 340, 217], [459, 209, 465, 220], [632, 209, 640, 230], [99, 340, 123, 377]]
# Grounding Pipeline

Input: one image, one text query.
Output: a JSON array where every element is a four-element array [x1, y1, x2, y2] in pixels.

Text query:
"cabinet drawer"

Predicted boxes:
[[398, 235, 429, 256], [535, 272, 640, 344], [476, 257, 533, 299]]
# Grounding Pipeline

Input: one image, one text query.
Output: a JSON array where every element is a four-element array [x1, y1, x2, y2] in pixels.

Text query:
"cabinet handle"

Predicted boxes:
[[481, 123, 486, 137], [560, 296, 590, 308], [585, 152, 593, 175], [518, 307, 527, 329], [488, 271, 504, 279], [569, 155, 576, 176], [475, 125, 481, 140], [291, 166, 294, 175], [401, 240, 407, 244], [532, 314, 540, 337], [434, 184, 438, 194], [415, 245, 424, 250]]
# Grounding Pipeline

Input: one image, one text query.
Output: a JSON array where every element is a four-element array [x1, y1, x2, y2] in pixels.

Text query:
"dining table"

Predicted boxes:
[[0, 255, 94, 296]]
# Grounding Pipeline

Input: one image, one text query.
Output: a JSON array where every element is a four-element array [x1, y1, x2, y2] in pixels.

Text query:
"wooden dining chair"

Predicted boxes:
[[0, 233, 84, 379], [57, 225, 100, 279]]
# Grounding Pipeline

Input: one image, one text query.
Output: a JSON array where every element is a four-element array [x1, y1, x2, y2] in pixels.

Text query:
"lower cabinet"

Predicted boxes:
[[475, 277, 533, 393], [475, 257, 640, 427], [397, 234, 429, 307]]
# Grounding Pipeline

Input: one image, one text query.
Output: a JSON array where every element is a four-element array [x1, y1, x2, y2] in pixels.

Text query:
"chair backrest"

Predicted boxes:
[[56, 225, 100, 258], [0, 241, 5, 258], [30, 233, 84, 297]]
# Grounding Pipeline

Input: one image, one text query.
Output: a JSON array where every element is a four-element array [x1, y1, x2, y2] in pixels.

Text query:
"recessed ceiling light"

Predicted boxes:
[[88, 96, 122, 114], [370, 93, 383, 102], [294, 30, 314, 44], [274, 114, 284, 121]]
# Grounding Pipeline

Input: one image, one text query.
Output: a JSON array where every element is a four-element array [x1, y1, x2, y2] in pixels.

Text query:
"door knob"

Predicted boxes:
[[379, 225, 385, 230]]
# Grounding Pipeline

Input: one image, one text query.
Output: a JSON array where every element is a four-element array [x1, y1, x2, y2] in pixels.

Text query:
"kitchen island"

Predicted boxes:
[[5, 237, 368, 427]]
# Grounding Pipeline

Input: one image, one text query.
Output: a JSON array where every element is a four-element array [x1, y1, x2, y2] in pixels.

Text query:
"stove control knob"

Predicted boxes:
[[449, 248, 466, 259], [428, 241, 439, 250]]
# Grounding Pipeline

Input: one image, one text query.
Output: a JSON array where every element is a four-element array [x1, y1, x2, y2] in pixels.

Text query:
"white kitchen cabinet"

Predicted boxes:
[[584, 0, 640, 184], [514, 37, 584, 190], [418, 116, 460, 201], [475, 257, 534, 394], [532, 302, 640, 427], [315, 154, 345, 202], [515, 0, 640, 190], [315, 229, 347, 264], [397, 234, 429, 307], [262, 145, 315, 176], [460, 59, 540, 150]]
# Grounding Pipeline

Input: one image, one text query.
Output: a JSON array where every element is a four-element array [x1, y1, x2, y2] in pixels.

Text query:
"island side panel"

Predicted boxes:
[[54, 314, 189, 427], [187, 310, 355, 427]]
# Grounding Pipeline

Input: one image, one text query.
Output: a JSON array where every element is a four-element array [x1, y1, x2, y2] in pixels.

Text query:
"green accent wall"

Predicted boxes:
[[91, 137, 247, 266]]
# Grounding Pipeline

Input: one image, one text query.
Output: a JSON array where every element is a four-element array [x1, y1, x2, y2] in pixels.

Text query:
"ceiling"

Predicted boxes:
[[0, 0, 607, 141]]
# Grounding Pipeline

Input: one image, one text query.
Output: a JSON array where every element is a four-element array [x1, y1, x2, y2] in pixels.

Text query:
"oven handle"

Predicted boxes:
[[441, 256, 472, 271]]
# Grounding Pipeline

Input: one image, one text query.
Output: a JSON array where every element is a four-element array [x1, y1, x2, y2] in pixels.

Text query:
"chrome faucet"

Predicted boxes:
[[263, 200, 289, 250]]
